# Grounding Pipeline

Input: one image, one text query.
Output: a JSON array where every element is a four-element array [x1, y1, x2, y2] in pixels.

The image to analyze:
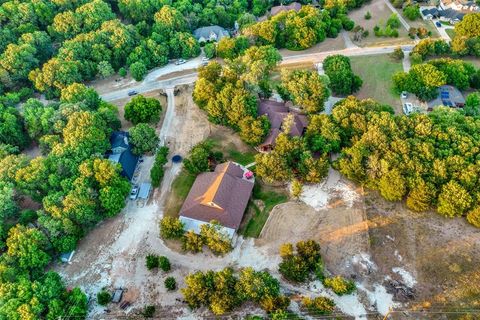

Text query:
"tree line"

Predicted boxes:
[[0, 83, 131, 318]]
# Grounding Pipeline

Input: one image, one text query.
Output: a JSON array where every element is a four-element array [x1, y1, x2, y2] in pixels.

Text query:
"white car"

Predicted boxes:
[[403, 102, 413, 115], [400, 91, 408, 99], [175, 59, 186, 65], [202, 57, 210, 62], [129, 185, 139, 200]]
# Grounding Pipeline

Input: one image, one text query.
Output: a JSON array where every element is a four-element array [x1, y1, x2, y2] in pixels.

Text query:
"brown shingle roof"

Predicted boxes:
[[270, 2, 302, 16], [258, 99, 308, 147], [179, 162, 254, 230]]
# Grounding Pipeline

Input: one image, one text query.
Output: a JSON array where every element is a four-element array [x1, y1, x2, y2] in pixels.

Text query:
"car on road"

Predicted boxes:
[[129, 185, 139, 200], [175, 59, 186, 65], [400, 91, 408, 99], [435, 21, 442, 27], [128, 90, 138, 96], [202, 57, 210, 62]]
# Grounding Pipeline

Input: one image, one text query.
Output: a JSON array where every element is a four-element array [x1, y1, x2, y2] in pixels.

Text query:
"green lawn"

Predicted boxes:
[[226, 149, 256, 166], [164, 169, 196, 217], [445, 28, 455, 40], [349, 54, 403, 110], [208, 136, 257, 166], [240, 183, 288, 238]]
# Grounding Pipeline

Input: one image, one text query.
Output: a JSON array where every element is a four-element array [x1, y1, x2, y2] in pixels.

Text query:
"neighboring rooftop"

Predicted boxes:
[[109, 131, 138, 181], [110, 131, 129, 152], [270, 2, 302, 16], [427, 85, 465, 109], [179, 162, 254, 233], [258, 99, 308, 152], [193, 26, 229, 42]]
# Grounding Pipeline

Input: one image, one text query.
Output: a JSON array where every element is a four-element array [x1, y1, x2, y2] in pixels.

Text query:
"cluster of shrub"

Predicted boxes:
[[151, 146, 169, 187], [160, 216, 233, 255], [278, 240, 356, 296], [374, 14, 401, 38]]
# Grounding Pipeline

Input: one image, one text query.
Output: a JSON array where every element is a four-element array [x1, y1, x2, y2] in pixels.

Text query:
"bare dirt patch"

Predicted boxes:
[[156, 69, 197, 81], [365, 191, 480, 312]]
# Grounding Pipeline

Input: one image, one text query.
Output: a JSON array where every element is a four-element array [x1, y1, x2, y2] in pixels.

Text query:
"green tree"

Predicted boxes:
[[204, 42, 216, 59], [97, 61, 114, 78], [60, 82, 101, 110], [378, 170, 406, 201], [437, 180, 472, 218], [160, 216, 184, 239], [129, 123, 159, 155], [146, 254, 159, 270], [129, 61, 147, 81], [6, 225, 50, 270], [464, 92, 480, 117], [164, 276, 177, 290], [124, 95, 162, 124], [200, 222, 232, 255], [323, 55, 362, 95], [466, 207, 480, 228], [158, 256, 171, 271], [403, 4, 420, 21], [302, 296, 335, 314], [280, 69, 330, 114], [97, 290, 111, 305], [323, 276, 356, 295]]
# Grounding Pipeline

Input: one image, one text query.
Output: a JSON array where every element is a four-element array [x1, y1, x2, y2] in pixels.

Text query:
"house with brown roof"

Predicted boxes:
[[179, 162, 254, 239], [257, 99, 308, 153], [270, 2, 302, 16]]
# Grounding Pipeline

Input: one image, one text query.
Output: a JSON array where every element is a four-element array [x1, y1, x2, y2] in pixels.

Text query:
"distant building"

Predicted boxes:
[[438, 8, 465, 23], [179, 162, 254, 239], [440, 0, 478, 13], [270, 2, 302, 16], [109, 131, 139, 181], [257, 99, 308, 153], [193, 26, 229, 43], [427, 85, 465, 110], [421, 7, 440, 19]]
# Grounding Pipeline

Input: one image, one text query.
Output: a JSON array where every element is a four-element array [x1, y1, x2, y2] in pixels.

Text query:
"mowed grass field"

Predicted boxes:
[[350, 53, 403, 110]]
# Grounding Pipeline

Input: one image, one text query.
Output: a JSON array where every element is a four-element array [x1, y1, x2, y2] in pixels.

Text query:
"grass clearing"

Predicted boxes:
[[164, 169, 196, 217], [445, 28, 455, 40], [240, 183, 288, 238], [350, 54, 403, 111]]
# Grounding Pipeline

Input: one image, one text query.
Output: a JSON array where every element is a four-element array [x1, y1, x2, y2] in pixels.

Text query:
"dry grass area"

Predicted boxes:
[[365, 191, 480, 311], [348, 0, 412, 47]]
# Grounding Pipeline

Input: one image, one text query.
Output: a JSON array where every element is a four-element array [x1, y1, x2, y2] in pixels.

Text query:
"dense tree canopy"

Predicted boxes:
[[323, 55, 362, 95], [124, 94, 162, 124], [279, 69, 330, 114], [321, 96, 480, 225], [393, 58, 475, 101]]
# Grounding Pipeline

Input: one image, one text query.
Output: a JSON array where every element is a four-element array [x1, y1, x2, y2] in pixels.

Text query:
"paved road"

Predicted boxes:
[[100, 44, 415, 102], [432, 20, 454, 41]]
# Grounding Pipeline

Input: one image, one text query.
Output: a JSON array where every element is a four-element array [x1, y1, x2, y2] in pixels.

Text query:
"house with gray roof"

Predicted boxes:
[[179, 162, 254, 239], [109, 131, 139, 181], [257, 99, 308, 153], [427, 85, 465, 110], [193, 26, 229, 43]]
